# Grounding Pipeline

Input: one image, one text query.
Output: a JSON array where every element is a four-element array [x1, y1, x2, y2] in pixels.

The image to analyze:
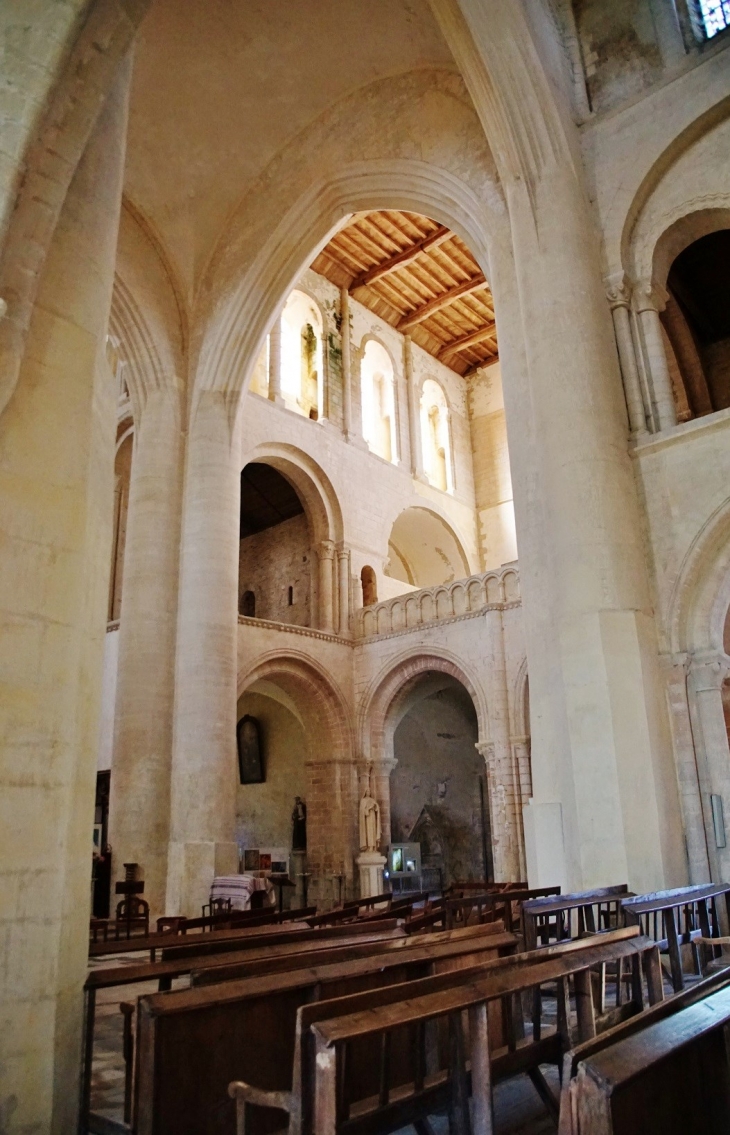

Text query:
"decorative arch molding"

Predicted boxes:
[[196, 158, 501, 427], [0, 0, 150, 420], [668, 495, 730, 656], [237, 649, 353, 761], [511, 656, 530, 738], [109, 274, 167, 419], [244, 441, 344, 546], [360, 648, 489, 761], [619, 95, 730, 277], [637, 200, 730, 289]]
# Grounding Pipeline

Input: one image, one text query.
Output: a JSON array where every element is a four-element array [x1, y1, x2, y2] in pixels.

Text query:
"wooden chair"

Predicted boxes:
[[115, 893, 150, 938], [202, 896, 233, 926]]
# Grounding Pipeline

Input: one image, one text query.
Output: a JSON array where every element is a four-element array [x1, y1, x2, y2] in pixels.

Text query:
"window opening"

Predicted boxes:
[[241, 590, 256, 618], [697, 0, 730, 36], [288, 586, 294, 606], [361, 566, 378, 607]]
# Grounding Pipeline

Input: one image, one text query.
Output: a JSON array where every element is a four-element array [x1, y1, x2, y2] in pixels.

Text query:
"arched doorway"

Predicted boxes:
[[389, 672, 491, 890]]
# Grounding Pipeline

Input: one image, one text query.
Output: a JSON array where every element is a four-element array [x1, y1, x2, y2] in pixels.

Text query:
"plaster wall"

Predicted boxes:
[[391, 684, 485, 885], [239, 514, 312, 627], [467, 361, 517, 569], [235, 691, 307, 854]]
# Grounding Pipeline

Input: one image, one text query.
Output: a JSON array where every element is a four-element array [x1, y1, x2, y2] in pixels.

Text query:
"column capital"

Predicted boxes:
[[475, 739, 495, 760], [688, 652, 730, 692], [319, 539, 335, 561], [633, 279, 669, 315], [604, 271, 632, 310], [336, 546, 350, 564]]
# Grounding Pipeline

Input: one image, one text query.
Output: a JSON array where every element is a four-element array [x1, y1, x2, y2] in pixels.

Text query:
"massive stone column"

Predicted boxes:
[[108, 376, 184, 914], [431, 0, 686, 893], [0, 64, 130, 1134], [166, 390, 239, 916]]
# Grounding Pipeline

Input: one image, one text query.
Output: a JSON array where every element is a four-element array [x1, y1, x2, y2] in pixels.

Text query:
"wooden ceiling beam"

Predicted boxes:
[[397, 274, 487, 333], [437, 321, 497, 361], [350, 225, 451, 290]]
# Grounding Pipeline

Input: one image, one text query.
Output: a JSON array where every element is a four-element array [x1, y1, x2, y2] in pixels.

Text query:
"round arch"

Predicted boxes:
[[238, 649, 352, 758], [244, 441, 344, 547], [360, 649, 489, 762], [196, 158, 502, 415], [386, 504, 472, 588], [668, 496, 730, 657], [512, 656, 530, 738]]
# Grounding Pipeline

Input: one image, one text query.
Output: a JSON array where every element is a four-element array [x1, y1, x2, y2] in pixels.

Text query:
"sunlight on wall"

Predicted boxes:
[[281, 289, 323, 420], [420, 378, 453, 492], [361, 340, 397, 463]]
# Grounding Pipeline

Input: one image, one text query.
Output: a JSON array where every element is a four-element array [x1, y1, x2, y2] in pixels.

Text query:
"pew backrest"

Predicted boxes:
[[621, 881, 730, 992], [523, 885, 630, 950]]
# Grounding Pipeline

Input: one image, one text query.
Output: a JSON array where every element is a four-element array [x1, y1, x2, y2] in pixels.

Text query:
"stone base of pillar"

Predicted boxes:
[[166, 839, 239, 917], [357, 851, 387, 899], [291, 849, 308, 909], [522, 802, 567, 891]]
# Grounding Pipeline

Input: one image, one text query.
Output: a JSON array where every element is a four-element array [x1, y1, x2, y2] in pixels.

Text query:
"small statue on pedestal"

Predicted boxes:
[[292, 796, 307, 851], [359, 769, 381, 853]]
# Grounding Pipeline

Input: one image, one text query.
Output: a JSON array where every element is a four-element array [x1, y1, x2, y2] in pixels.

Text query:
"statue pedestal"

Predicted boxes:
[[357, 851, 386, 899]]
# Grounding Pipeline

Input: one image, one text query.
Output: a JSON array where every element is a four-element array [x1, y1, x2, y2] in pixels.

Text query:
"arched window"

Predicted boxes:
[[361, 341, 397, 463], [281, 289, 324, 420], [240, 590, 256, 618], [361, 566, 378, 607], [420, 379, 453, 492]]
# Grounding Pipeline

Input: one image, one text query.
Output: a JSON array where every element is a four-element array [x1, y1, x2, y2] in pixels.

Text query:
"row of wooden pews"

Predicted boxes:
[[85, 880, 730, 1135]]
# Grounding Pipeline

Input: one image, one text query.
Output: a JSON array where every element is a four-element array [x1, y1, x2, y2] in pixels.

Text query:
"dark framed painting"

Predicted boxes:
[[237, 715, 264, 784]]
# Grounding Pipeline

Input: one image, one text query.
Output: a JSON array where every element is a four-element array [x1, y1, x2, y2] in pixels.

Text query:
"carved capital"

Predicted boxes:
[[632, 279, 669, 315], [688, 652, 730, 692], [604, 271, 631, 311], [319, 539, 335, 562], [475, 740, 496, 762]]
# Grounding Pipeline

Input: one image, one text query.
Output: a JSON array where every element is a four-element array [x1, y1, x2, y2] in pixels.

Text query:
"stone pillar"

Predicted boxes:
[[431, 0, 686, 893], [404, 333, 424, 478], [337, 546, 351, 636], [340, 286, 353, 436], [479, 610, 523, 882], [648, 0, 687, 68], [687, 654, 730, 882], [318, 539, 335, 632], [0, 64, 130, 1134], [662, 656, 711, 883], [351, 343, 364, 440], [268, 316, 282, 403], [634, 282, 678, 432], [605, 274, 648, 437], [108, 378, 184, 915], [166, 390, 239, 916]]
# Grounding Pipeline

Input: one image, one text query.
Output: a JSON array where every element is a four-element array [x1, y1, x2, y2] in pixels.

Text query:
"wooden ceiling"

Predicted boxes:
[[311, 210, 498, 375]]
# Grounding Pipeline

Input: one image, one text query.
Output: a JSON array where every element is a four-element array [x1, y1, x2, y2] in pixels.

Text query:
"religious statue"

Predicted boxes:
[[291, 796, 307, 851], [359, 769, 381, 853]]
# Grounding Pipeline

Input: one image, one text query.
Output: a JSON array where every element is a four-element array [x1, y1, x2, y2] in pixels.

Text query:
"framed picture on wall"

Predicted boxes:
[[244, 849, 260, 872], [237, 715, 264, 784]]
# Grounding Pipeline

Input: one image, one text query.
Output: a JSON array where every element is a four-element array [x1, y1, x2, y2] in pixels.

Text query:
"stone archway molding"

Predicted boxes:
[[668, 494, 730, 657], [246, 441, 344, 547]]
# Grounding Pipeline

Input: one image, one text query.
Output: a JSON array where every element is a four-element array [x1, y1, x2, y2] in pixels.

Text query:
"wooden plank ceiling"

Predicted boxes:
[[311, 210, 498, 375]]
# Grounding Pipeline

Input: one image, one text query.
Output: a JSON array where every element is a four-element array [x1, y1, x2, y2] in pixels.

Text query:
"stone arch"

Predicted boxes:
[[512, 656, 530, 738], [385, 504, 474, 588], [244, 442, 344, 548], [360, 649, 489, 763], [649, 206, 730, 293], [238, 650, 352, 760], [668, 496, 730, 657], [419, 375, 455, 493]]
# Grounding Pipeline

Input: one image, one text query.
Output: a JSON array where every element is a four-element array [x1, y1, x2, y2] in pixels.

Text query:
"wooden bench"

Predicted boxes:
[[566, 981, 730, 1134], [522, 886, 631, 950], [82, 922, 401, 1130], [557, 965, 730, 1134], [445, 886, 561, 934], [621, 881, 730, 992], [89, 905, 315, 959], [305, 928, 662, 1135], [132, 924, 517, 1134]]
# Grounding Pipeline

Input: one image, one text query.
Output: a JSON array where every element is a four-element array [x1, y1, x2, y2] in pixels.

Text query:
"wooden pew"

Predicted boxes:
[[89, 905, 316, 960], [620, 881, 730, 992], [557, 965, 730, 1134], [82, 923, 401, 1129], [445, 886, 561, 934], [227, 927, 646, 1135], [157, 915, 399, 964], [522, 886, 631, 950], [190, 922, 506, 988], [305, 928, 662, 1135], [566, 981, 730, 1134], [132, 924, 517, 1134]]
